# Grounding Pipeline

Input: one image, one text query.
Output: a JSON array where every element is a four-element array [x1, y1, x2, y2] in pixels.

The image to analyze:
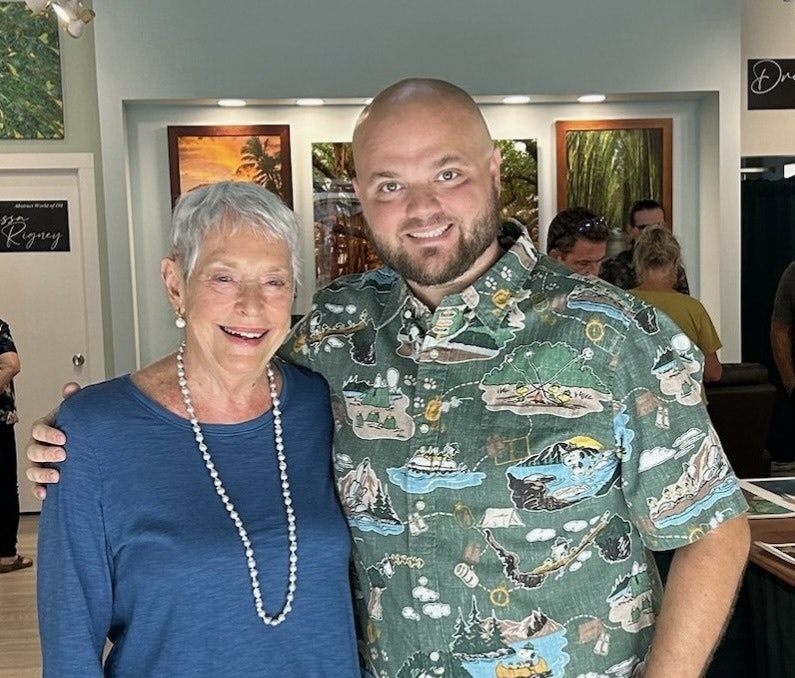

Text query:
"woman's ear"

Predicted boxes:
[[161, 257, 185, 311]]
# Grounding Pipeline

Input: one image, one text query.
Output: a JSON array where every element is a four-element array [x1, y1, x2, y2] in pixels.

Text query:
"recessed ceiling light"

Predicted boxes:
[[217, 99, 247, 107], [578, 94, 606, 103], [296, 98, 325, 106], [502, 95, 531, 105]]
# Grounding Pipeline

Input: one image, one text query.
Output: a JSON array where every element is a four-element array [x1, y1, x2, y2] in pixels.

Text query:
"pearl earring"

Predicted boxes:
[[175, 312, 186, 329]]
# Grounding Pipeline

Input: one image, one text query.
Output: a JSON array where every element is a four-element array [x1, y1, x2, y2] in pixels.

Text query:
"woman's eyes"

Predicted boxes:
[[207, 274, 288, 289]]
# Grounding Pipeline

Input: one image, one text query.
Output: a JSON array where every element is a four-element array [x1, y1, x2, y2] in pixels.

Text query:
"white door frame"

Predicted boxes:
[[0, 153, 105, 512], [0, 153, 105, 385]]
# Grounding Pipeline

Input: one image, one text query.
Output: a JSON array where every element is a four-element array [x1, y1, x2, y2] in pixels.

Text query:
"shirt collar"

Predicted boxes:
[[375, 225, 540, 333]]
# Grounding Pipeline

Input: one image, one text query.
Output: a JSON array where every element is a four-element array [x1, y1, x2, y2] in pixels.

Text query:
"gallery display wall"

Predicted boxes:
[[125, 97, 705, 367]]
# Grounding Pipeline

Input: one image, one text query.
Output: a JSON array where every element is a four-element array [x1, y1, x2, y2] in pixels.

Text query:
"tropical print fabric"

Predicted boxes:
[[283, 228, 746, 678]]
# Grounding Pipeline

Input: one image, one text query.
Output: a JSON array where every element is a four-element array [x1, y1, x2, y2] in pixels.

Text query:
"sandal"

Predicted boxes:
[[0, 554, 33, 573]]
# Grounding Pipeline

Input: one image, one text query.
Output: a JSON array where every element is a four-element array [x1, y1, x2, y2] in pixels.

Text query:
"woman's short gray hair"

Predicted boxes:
[[170, 181, 301, 286]]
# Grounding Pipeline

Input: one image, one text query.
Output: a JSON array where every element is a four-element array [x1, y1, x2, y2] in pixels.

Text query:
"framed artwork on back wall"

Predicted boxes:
[[0, 2, 63, 139], [167, 125, 292, 207], [555, 118, 672, 233]]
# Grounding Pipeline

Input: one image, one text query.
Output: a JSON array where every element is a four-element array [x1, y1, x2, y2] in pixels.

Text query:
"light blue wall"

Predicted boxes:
[[92, 0, 742, 372]]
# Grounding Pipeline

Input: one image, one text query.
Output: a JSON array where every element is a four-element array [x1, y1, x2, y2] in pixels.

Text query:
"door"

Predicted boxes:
[[0, 154, 105, 512]]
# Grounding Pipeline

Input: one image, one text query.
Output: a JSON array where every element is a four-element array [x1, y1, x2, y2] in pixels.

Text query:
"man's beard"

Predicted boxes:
[[367, 189, 500, 287]]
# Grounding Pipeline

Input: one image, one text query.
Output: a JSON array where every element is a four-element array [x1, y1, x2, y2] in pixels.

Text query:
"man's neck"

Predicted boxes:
[[407, 239, 504, 310]]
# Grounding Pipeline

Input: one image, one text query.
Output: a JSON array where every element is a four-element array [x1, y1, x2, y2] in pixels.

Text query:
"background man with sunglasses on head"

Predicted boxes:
[[547, 206, 610, 276], [600, 199, 690, 293]]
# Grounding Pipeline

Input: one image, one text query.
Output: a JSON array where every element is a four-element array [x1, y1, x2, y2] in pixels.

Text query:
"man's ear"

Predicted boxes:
[[548, 248, 562, 262], [161, 257, 185, 311], [490, 146, 502, 195]]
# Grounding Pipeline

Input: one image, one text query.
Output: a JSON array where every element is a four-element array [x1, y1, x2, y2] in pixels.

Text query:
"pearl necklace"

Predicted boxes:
[[176, 342, 297, 626]]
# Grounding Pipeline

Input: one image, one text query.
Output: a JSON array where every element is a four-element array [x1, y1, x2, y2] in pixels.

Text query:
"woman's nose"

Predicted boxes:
[[235, 281, 266, 310]]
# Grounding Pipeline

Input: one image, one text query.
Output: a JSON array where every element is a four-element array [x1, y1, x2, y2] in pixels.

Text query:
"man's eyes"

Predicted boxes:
[[438, 170, 459, 181], [378, 181, 401, 193]]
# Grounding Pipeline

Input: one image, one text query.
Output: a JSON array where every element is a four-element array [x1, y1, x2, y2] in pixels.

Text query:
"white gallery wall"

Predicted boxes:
[[91, 0, 742, 373], [742, 0, 795, 155], [126, 98, 705, 367]]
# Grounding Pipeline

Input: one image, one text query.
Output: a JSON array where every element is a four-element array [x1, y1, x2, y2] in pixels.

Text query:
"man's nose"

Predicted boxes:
[[405, 184, 441, 217]]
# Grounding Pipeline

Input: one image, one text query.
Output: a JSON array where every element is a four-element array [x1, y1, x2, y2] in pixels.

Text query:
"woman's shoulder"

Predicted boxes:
[[278, 358, 328, 386], [58, 375, 133, 421]]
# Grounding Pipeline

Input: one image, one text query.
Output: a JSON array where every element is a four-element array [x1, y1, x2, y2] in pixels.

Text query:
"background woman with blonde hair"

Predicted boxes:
[[631, 226, 723, 383]]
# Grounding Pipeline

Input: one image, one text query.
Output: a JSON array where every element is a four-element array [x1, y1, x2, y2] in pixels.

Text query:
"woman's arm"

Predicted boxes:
[[37, 417, 111, 678], [0, 349, 20, 391], [703, 351, 723, 383]]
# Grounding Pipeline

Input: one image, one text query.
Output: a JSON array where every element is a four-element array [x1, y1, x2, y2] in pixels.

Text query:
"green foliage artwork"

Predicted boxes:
[[565, 128, 662, 230], [556, 119, 671, 235], [495, 139, 539, 246], [0, 2, 64, 139]]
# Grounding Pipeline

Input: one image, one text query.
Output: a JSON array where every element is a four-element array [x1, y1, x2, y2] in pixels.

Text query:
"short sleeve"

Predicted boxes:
[[0, 319, 17, 355], [695, 301, 722, 355], [611, 306, 747, 551]]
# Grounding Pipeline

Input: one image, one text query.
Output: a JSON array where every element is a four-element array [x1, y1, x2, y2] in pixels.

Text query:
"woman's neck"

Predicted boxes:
[[132, 350, 278, 424], [636, 268, 676, 292]]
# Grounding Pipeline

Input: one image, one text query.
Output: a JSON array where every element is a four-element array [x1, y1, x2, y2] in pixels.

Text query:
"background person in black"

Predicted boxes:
[[0, 317, 29, 574], [600, 199, 690, 294]]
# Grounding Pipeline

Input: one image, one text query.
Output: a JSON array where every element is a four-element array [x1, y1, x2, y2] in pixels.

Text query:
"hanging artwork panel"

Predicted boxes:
[[555, 119, 672, 232], [0, 2, 63, 139], [167, 125, 292, 207]]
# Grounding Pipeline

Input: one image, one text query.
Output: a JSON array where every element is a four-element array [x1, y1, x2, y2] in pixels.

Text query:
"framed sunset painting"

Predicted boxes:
[[167, 125, 292, 207]]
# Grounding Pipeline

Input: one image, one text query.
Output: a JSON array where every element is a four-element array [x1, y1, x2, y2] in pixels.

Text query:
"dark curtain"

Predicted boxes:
[[741, 178, 795, 461]]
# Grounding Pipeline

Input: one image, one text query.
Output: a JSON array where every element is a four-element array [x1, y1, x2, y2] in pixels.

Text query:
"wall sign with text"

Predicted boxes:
[[0, 201, 70, 252], [748, 59, 795, 110]]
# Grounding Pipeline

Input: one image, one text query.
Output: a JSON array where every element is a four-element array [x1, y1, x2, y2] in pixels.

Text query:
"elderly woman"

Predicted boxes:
[[630, 226, 723, 383], [36, 182, 359, 676]]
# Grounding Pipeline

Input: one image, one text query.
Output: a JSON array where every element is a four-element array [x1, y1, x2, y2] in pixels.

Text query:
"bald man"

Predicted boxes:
[[29, 79, 748, 678]]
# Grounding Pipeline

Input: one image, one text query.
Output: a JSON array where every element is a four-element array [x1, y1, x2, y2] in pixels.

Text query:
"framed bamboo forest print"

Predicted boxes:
[[167, 125, 292, 207], [555, 119, 672, 232]]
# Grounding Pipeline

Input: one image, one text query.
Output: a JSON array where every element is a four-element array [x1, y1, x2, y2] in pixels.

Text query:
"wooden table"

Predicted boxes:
[[749, 516, 795, 587], [745, 516, 795, 678]]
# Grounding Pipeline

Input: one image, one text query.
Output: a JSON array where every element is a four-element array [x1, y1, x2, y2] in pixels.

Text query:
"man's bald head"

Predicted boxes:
[[352, 78, 493, 160], [348, 78, 503, 308]]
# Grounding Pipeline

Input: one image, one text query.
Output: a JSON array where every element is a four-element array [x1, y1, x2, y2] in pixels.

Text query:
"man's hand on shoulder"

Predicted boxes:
[[25, 381, 81, 500]]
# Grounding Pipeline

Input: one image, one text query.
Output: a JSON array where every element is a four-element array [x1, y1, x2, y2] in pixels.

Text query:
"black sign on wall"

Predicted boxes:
[[0, 201, 70, 252], [748, 59, 795, 110]]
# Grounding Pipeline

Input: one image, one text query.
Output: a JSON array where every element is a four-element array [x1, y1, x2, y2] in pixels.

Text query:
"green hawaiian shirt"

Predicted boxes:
[[282, 229, 747, 678]]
